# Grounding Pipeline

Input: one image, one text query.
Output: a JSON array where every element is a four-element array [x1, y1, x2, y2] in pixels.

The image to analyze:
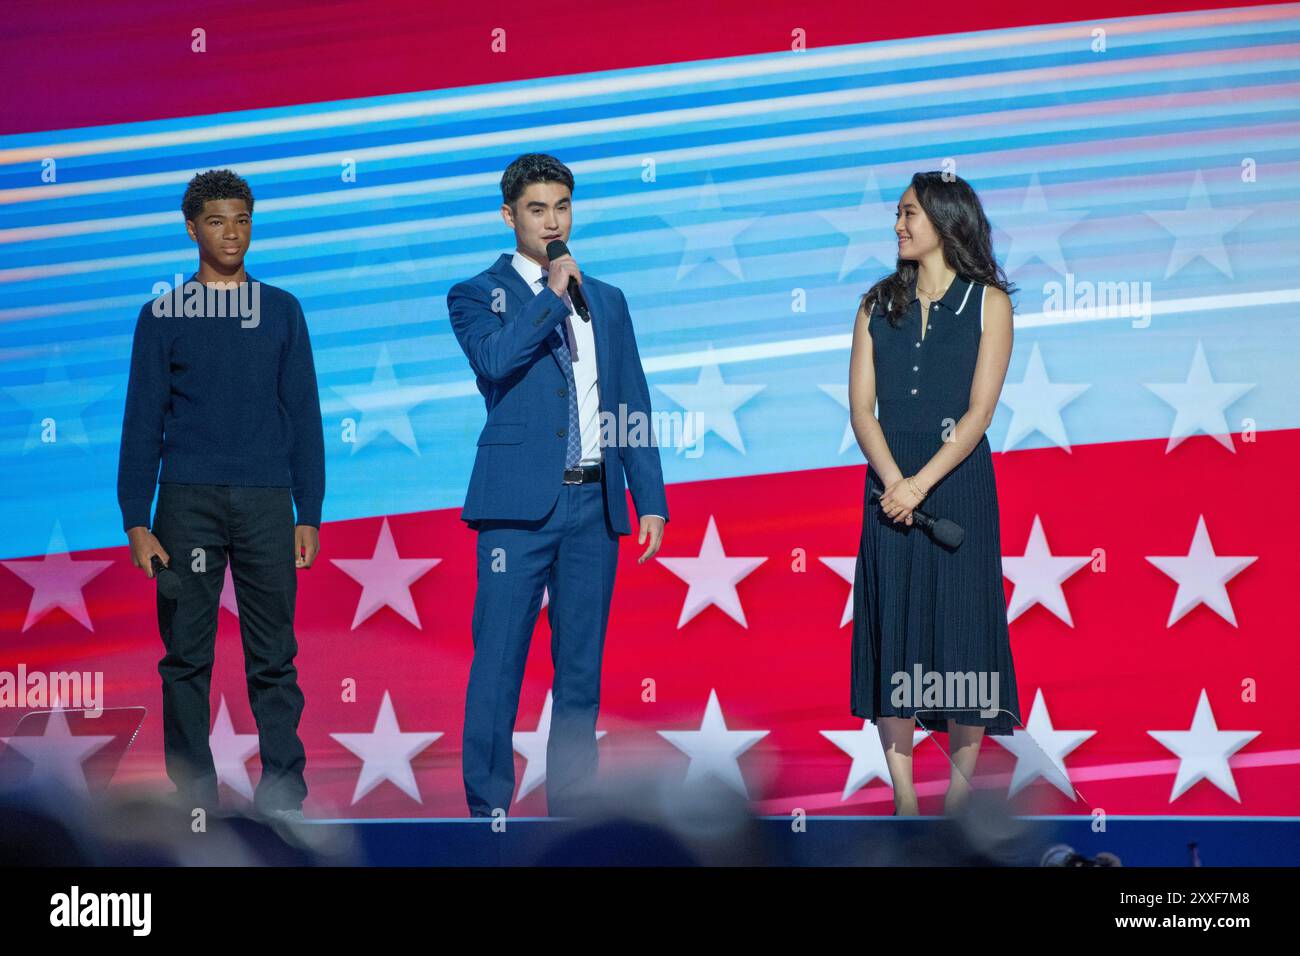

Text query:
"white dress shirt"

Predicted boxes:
[[510, 250, 665, 524], [511, 251, 601, 465]]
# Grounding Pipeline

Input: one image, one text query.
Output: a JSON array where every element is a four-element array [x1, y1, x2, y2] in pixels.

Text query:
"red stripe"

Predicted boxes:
[[1, 428, 1294, 816], [1, 0, 1287, 135]]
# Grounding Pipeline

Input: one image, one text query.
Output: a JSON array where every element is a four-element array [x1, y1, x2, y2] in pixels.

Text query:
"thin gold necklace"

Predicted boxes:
[[917, 274, 955, 299]]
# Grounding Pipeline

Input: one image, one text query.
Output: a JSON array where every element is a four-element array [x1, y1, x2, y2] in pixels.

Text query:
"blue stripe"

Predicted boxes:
[[0, 11, 1297, 558]]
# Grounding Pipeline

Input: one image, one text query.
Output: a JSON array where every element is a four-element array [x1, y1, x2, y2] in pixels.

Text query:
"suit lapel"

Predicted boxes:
[[488, 253, 565, 374], [486, 253, 614, 392], [587, 282, 611, 414]]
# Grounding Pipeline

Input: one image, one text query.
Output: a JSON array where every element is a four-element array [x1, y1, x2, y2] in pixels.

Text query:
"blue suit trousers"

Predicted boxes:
[[462, 478, 619, 816]]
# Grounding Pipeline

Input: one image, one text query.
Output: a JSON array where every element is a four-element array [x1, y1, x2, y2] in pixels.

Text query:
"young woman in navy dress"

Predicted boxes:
[[848, 172, 1021, 816]]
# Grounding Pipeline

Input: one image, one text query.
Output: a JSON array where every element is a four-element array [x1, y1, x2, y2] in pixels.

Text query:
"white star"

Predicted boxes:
[[512, 690, 607, 803], [657, 689, 768, 797], [329, 691, 442, 804], [656, 347, 765, 455], [664, 173, 761, 281], [817, 174, 900, 280], [817, 384, 856, 455], [993, 173, 1090, 276], [1147, 689, 1260, 802], [331, 344, 437, 455], [209, 696, 260, 800], [818, 556, 856, 628], [1144, 170, 1254, 279], [997, 342, 1090, 453], [1, 344, 115, 453], [331, 518, 441, 630], [1001, 515, 1092, 626], [657, 515, 767, 628], [990, 689, 1094, 799], [1144, 340, 1254, 453], [219, 564, 239, 617], [1, 521, 112, 632], [821, 721, 931, 800], [1146, 515, 1256, 627], [1, 708, 115, 795]]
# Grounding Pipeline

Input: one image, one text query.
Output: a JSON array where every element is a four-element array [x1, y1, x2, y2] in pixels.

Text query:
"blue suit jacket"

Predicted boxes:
[[447, 253, 669, 535]]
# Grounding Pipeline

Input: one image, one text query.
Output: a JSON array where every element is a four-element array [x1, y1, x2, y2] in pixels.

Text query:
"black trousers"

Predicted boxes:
[[150, 482, 308, 812]]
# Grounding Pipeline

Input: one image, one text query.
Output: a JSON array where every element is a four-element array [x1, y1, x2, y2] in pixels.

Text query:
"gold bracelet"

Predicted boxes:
[[906, 476, 927, 499]]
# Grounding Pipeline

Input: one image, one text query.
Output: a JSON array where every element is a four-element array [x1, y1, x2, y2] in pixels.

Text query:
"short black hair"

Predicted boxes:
[[500, 153, 574, 208], [182, 169, 254, 222]]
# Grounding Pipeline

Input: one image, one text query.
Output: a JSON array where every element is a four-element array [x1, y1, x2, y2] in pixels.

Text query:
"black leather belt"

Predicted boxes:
[[562, 461, 603, 484]]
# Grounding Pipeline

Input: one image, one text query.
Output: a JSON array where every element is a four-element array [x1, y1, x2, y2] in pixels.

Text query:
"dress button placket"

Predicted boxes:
[[913, 302, 924, 391]]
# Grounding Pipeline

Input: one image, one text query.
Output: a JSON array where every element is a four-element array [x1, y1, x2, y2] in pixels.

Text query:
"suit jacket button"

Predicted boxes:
[[556, 429, 566, 438], [557, 388, 566, 397]]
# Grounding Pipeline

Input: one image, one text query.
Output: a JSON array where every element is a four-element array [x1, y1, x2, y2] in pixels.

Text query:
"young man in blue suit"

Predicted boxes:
[[447, 154, 669, 817]]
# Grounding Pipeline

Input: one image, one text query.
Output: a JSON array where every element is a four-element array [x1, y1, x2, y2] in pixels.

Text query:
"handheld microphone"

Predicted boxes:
[[150, 554, 182, 599], [545, 239, 591, 322], [868, 477, 965, 549]]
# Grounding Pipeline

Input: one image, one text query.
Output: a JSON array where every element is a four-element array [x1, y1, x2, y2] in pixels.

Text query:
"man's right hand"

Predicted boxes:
[[127, 526, 170, 578], [546, 254, 582, 299]]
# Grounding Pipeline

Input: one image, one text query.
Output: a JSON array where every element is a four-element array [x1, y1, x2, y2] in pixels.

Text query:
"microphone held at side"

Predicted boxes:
[[150, 554, 182, 599]]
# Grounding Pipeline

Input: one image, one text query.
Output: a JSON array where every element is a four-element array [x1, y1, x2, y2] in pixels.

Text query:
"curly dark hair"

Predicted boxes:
[[181, 168, 254, 222], [500, 153, 575, 208], [861, 171, 1016, 328]]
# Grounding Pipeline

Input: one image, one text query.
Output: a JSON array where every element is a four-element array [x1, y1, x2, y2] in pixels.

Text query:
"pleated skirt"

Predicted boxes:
[[850, 430, 1022, 735]]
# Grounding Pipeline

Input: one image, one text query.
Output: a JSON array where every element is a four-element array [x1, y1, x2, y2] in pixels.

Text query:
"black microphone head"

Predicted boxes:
[[931, 518, 965, 549], [545, 239, 571, 262], [157, 570, 181, 600], [150, 555, 182, 599]]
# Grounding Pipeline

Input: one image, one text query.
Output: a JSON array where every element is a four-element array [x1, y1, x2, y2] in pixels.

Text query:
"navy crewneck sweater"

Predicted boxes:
[[116, 275, 325, 532]]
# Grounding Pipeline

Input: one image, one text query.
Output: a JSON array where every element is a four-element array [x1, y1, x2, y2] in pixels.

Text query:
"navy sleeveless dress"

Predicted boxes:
[[850, 273, 1021, 735]]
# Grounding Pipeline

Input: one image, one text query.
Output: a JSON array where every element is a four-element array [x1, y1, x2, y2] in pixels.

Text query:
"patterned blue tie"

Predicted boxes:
[[539, 273, 583, 469]]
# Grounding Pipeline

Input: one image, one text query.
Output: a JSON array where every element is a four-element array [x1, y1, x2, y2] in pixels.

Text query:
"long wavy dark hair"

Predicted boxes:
[[860, 172, 1016, 328]]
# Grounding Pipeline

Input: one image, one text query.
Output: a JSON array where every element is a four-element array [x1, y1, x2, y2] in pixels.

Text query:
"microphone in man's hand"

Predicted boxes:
[[545, 239, 591, 322], [150, 554, 182, 599], [868, 480, 965, 549]]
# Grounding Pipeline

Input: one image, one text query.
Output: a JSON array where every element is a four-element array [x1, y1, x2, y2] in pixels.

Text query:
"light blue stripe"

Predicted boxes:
[[0, 11, 1297, 560]]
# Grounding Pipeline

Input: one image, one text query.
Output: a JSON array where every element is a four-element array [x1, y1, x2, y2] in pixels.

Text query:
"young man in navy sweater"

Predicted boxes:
[[117, 169, 324, 820]]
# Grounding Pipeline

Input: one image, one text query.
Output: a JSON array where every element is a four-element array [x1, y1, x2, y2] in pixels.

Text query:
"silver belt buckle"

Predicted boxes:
[[564, 462, 598, 484]]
